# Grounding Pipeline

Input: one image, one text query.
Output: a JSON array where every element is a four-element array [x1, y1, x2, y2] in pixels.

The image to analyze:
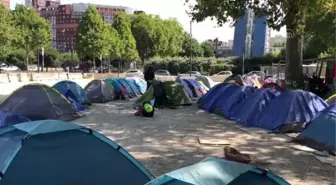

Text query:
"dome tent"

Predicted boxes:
[[0, 111, 30, 128], [137, 80, 191, 107], [196, 75, 218, 89], [294, 104, 336, 153], [199, 83, 241, 113], [0, 84, 80, 121], [52, 80, 90, 111], [126, 77, 147, 94], [255, 90, 328, 132], [228, 88, 282, 126], [106, 78, 129, 99], [84, 80, 116, 103], [0, 120, 154, 185], [214, 86, 257, 117], [146, 157, 291, 185]]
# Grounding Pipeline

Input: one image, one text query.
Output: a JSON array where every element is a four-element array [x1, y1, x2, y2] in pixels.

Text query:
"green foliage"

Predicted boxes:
[[160, 19, 184, 57], [180, 33, 203, 57], [186, 0, 335, 87], [12, 5, 52, 70], [6, 49, 35, 69], [145, 57, 233, 75], [130, 14, 161, 62], [108, 27, 123, 60], [200, 41, 214, 57], [58, 52, 79, 67], [43, 45, 59, 67], [272, 42, 285, 47], [112, 12, 139, 61], [0, 5, 15, 59], [76, 6, 111, 63]]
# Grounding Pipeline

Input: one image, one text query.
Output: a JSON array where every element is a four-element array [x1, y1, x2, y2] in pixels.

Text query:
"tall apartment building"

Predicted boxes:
[[40, 3, 134, 52], [0, 0, 10, 9], [233, 9, 271, 57]]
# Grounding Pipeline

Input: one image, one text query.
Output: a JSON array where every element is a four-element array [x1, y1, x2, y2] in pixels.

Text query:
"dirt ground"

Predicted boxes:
[[75, 100, 335, 185]]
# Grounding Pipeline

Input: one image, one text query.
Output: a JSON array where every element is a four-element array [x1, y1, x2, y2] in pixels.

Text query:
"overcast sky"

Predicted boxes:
[[11, 0, 286, 42]]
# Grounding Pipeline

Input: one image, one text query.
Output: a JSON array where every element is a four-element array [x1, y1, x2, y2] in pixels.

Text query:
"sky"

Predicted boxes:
[[11, 0, 286, 42]]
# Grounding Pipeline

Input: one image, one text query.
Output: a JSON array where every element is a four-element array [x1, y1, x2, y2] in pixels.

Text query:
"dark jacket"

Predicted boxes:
[[144, 68, 155, 81]]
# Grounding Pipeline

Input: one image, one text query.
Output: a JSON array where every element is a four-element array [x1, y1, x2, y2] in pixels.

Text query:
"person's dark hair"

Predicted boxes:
[[146, 66, 154, 72]]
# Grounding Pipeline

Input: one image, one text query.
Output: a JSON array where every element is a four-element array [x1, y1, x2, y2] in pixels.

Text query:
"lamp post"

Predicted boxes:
[[41, 47, 44, 72], [189, 20, 193, 75]]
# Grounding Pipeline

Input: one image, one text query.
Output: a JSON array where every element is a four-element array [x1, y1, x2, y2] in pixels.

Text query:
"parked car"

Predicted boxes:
[[28, 65, 38, 72], [212, 71, 233, 76], [155, 70, 170, 76], [211, 71, 233, 82], [183, 71, 201, 76], [124, 69, 143, 77], [0, 64, 19, 71]]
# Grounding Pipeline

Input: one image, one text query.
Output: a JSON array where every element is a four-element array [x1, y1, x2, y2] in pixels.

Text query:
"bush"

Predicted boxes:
[[146, 57, 234, 75], [145, 56, 280, 75]]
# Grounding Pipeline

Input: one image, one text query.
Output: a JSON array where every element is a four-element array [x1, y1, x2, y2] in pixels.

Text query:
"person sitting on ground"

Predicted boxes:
[[134, 100, 155, 117], [144, 66, 155, 90]]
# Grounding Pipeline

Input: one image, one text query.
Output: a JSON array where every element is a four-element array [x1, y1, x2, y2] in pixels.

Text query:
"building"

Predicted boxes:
[[233, 9, 271, 58], [0, 0, 10, 9], [208, 38, 234, 57], [40, 3, 134, 52]]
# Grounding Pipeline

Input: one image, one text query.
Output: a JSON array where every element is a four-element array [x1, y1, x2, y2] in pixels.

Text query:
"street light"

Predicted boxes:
[[189, 20, 193, 75]]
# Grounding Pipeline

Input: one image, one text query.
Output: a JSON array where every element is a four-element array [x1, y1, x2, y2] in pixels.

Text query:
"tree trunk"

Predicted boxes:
[[25, 44, 29, 73], [93, 56, 96, 73], [285, 28, 304, 89]]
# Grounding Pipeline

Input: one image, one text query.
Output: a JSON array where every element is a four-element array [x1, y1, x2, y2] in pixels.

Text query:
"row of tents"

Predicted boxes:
[[0, 77, 148, 126], [0, 119, 293, 185], [199, 83, 336, 153], [0, 76, 208, 127]]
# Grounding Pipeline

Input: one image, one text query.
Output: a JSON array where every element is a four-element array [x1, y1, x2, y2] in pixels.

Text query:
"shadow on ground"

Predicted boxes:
[[75, 100, 335, 185]]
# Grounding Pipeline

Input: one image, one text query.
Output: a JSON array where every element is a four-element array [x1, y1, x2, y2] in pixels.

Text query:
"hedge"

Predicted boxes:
[[145, 56, 281, 75], [145, 57, 235, 75]]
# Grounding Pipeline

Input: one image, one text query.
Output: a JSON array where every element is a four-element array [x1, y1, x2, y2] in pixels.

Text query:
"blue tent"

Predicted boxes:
[[199, 83, 240, 113], [214, 86, 257, 117], [106, 78, 128, 98], [146, 157, 291, 185], [53, 80, 90, 110], [125, 79, 141, 95], [176, 77, 193, 98], [227, 88, 282, 126], [294, 104, 336, 153], [118, 78, 137, 97], [183, 79, 207, 98], [126, 77, 147, 94], [0, 111, 30, 128], [0, 120, 153, 185], [255, 90, 328, 132]]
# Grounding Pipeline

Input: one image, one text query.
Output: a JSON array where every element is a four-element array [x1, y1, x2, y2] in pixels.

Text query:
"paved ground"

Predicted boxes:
[[75, 100, 335, 185]]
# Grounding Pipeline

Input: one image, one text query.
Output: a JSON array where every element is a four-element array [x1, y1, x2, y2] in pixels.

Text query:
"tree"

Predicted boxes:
[[0, 5, 15, 59], [180, 33, 203, 57], [130, 14, 161, 63], [76, 6, 111, 70], [108, 27, 123, 60], [112, 12, 139, 61], [200, 41, 214, 57], [186, 0, 335, 87], [160, 19, 185, 57], [12, 5, 52, 73], [58, 52, 79, 68]]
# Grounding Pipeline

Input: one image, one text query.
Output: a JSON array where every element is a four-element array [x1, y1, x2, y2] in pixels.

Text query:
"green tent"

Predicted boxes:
[[137, 81, 191, 107]]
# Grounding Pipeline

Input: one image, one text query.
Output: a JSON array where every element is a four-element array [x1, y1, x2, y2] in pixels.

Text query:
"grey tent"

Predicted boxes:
[[0, 84, 80, 121], [84, 80, 115, 103]]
